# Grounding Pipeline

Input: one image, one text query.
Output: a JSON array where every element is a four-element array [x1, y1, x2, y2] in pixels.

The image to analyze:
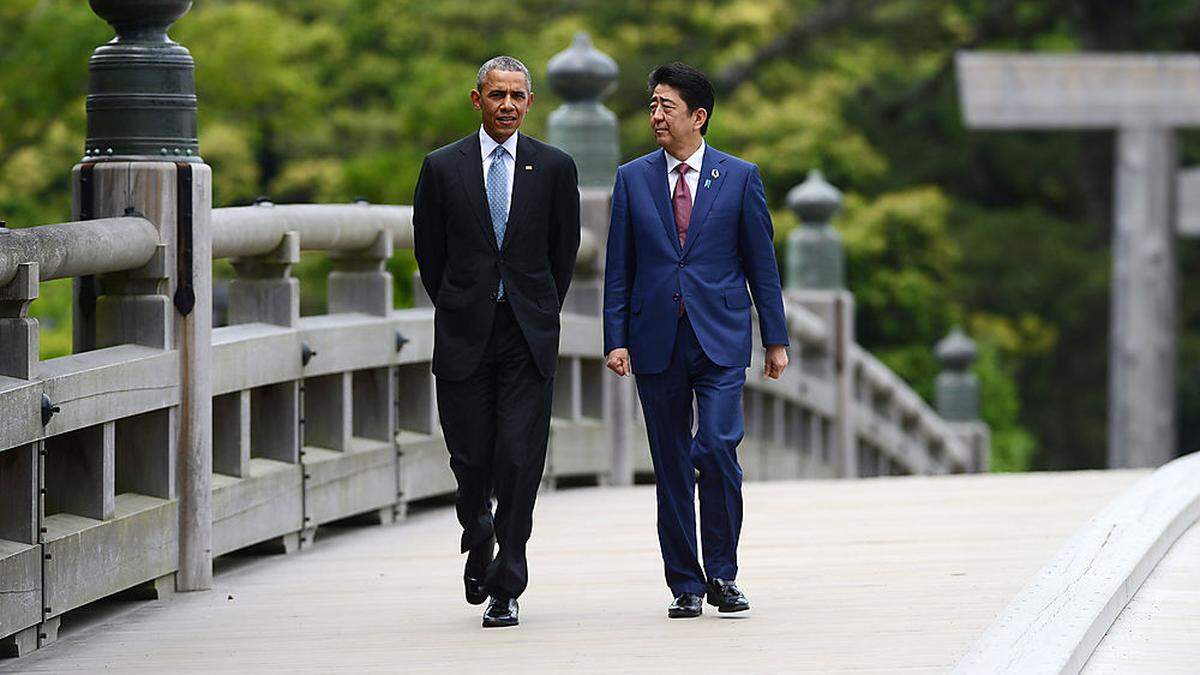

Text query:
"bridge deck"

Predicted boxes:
[[1084, 520, 1200, 673], [1, 470, 1144, 674]]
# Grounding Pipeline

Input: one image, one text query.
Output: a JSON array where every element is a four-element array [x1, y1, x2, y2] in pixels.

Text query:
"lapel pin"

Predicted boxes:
[[711, 168, 720, 179], [525, 165, 533, 170], [704, 179, 712, 189]]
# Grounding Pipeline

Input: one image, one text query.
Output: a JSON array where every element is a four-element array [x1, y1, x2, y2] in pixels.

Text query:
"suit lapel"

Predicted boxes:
[[501, 135, 539, 251], [681, 147, 729, 258], [456, 136, 498, 253], [641, 151, 682, 255]]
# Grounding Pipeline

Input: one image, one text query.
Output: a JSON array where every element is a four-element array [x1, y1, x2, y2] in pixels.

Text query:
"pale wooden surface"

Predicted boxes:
[[1083, 521, 1200, 674], [1, 470, 1144, 674]]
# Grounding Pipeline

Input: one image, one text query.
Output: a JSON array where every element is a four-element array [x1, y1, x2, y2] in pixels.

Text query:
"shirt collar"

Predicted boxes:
[[664, 140, 705, 175], [480, 126, 519, 161]]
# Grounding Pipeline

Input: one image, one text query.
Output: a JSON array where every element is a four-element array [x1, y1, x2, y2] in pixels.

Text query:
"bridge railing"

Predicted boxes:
[[851, 344, 973, 475], [0, 190, 985, 657], [0, 209, 184, 653]]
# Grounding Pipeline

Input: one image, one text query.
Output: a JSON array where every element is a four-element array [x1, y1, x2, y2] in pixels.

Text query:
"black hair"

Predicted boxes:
[[648, 62, 715, 135]]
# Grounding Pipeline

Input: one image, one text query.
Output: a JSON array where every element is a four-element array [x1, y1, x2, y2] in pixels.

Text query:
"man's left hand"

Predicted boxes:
[[763, 345, 788, 379]]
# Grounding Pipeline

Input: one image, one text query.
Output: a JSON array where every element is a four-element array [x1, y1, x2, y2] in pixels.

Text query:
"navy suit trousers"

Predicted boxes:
[[635, 314, 746, 596]]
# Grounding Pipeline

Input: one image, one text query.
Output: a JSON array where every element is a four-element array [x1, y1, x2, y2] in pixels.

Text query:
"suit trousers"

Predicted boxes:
[[436, 302, 553, 599], [635, 314, 746, 597]]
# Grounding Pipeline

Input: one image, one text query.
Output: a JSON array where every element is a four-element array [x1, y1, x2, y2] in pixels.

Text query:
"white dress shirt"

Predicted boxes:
[[665, 140, 705, 206], [480, 126, 518, 213]]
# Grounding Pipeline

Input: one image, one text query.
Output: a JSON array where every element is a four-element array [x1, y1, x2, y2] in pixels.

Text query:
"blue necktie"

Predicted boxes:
[[486, 145, 509, 299]]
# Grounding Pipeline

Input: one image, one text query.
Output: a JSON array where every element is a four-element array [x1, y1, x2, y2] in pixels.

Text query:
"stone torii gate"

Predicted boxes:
[[956, 52, 1200, 469]]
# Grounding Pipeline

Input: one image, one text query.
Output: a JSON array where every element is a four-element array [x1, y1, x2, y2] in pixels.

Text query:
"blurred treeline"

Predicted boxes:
[[3, 0, 1200, 471]]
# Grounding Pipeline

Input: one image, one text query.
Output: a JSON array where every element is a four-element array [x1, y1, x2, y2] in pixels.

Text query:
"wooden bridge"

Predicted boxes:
[[2, 3, 1198, 673], [2, 464, 1198, 673]]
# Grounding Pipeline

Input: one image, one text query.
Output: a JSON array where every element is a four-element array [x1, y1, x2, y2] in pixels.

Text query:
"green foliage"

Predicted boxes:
[[8, 0, 1200, 470], [27, 279, 74, 359], [968, 318, 1040, 472]]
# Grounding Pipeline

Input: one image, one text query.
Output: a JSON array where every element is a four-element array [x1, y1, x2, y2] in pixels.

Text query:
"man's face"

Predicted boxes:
[[472, 69, 533, 143], [649, 84, 704, 151]]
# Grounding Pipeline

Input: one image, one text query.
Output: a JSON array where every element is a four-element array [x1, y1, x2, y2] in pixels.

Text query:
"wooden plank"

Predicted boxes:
[[396, 431, 452, 502], [0, 377, 41, 453], [41, 495, 178, 620], [298, 314, 400, 377], [548, 419, 607, 479], [210, 324, 301, 395], [956, 52, 1200, 128], [302, 439, 397, 526], [389, 309, 434, 365], [0, 541, 40, 642], [211, 459, 304, 557], [38, 346, 179, 437]]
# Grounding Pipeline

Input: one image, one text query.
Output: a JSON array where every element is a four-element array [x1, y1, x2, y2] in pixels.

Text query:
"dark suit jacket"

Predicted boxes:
[[413, 133, 581, 381], [602, 146, 789, 375]]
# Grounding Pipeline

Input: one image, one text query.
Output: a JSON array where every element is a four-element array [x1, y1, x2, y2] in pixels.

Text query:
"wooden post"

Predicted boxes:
[[0, 263, 39, 380], [1110, 128, 1178, 467]]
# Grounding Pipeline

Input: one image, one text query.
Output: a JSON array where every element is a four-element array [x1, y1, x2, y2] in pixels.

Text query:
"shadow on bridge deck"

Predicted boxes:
[[0, 471, 1144, 674]]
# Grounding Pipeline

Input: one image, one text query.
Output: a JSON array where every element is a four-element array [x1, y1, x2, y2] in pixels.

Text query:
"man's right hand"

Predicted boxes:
[[606, 348, 631, 377]]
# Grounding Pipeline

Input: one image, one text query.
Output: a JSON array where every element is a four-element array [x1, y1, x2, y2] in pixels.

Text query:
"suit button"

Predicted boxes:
[[490, 291, 497, 301], [672, 293, 681, 302], [678, 260, 686, 268]]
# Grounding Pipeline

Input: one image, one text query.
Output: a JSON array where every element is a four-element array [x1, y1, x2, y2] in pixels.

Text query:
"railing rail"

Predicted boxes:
[[212, 203, 413, 258], [0, 217, 158, 285], [210, 203, 598, 266]]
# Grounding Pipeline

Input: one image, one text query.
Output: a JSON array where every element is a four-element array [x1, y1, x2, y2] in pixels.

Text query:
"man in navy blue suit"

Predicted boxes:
[[603, 62, 790, 619]]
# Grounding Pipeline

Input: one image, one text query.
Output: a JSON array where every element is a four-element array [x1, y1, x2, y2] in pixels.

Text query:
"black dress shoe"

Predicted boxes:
[[706, 578, 750, 613], [463, 537, 495, 606], [667, 593, 703, 618], [464, 575, 488, 606], [482, 596, 519, 628]]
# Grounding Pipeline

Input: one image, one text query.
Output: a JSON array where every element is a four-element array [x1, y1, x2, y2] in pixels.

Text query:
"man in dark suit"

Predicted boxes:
[[603, 62, 789, 619], [413, 56, 580, 628]]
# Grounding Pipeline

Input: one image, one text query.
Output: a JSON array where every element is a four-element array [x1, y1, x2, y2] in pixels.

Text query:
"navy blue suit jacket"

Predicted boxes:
[[603, 146, 789, 375]]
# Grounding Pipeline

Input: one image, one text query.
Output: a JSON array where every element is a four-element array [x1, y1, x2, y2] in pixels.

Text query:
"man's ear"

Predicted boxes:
[[693, 107, 708, 132], [470, 88, 482, 110]]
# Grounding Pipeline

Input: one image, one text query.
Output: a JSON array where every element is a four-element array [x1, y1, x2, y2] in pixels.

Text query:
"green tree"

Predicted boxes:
[[8, 0, 1200, 469]]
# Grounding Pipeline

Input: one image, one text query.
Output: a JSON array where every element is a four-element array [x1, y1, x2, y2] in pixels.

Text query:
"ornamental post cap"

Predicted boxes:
[[935, 326, 978, 371], [89, 0, 192, 39], [787, 169, 843, 225], [547, 32, 618, 103], [84, 0, 199, 162]]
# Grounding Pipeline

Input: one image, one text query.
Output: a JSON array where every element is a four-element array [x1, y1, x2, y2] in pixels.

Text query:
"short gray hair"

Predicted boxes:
[[476, 56, 532, 92]]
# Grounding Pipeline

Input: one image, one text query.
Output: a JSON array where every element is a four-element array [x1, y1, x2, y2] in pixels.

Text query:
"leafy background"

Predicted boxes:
[[4, 0, 1200, 471]]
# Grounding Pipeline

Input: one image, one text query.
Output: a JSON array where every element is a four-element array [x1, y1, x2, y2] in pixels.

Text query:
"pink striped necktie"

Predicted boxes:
[[672, 163, 692, 316], [672, 163, 692, 247]]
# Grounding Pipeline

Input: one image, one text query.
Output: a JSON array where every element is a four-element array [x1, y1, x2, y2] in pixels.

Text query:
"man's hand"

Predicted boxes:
[[763, 345, 788, 379], [606, 348, 631, 377]]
